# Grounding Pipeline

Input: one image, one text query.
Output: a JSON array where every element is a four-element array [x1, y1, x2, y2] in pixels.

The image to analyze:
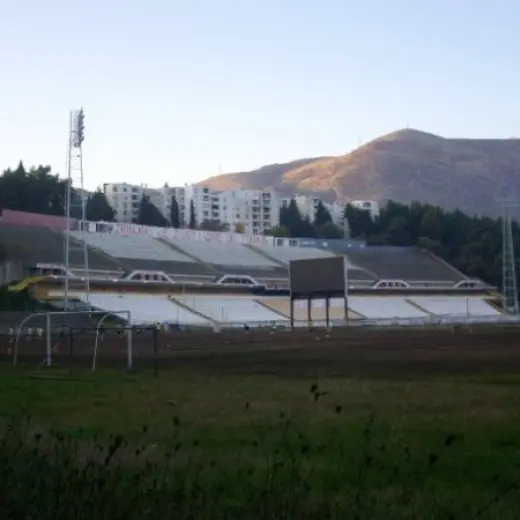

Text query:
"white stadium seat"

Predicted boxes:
[[348, 297, 428, 319], [176, 296, 285, 325], [410, 297, 501, 317], [71, 232, 193, 262], [83, 293, 503, 327], [254, 245, 335, 264], [164, 238, 277, 268], [84, 293, 210, 326]]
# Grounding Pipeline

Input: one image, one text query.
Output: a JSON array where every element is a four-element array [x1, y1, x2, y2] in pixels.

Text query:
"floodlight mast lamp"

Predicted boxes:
[[64, 108, 89, 310]]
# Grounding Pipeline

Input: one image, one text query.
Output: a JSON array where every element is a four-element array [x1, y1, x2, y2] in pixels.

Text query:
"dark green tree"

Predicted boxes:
[[86, 190, 115, 221], [137, 194, 168, 227], [418, 205, 443, 241], [314, 200, 333, 227], [344, 204, 375, 238], [279, 199, 312, 237], [188, 200, 197, 229], [169, 195, 180, 228], [0, 162, 69, 216], [386, 215, 412, 246], [293, 216, 317, 238]]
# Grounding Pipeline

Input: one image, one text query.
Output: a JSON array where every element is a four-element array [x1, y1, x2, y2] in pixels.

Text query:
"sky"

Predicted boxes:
[[1, 0, 519, 190]]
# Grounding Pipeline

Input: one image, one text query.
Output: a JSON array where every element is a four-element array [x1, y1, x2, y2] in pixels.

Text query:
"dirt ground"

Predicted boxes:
[[3, 324, 520, 378]]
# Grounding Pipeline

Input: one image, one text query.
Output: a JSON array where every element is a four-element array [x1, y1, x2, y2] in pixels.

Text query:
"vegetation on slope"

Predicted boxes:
[[199, 157, 329, 192], [200, 128, 520, 217]]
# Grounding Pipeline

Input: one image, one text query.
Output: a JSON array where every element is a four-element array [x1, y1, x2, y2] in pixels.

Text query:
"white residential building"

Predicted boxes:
[[102, 182, 365, 233], [182, 186, 280, 234], [280, 195, 344, 225], [102, 183, 186, 224], [103, 183, 280, 233], [350, 200, 380, 219]]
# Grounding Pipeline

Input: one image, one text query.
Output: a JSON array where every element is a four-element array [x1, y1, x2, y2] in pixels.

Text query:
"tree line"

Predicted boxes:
[[0, 162, 515, 288], [273, 197, 515, 290], [0, 162, 221, 231]]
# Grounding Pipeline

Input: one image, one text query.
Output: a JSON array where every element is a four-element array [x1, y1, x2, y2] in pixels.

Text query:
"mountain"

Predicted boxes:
[[199, 157, 332, 198], [199, 129, 520, 217]]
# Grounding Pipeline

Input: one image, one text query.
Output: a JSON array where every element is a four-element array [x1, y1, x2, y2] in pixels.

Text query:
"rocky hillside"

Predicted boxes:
[[199, 129, 520, 217]]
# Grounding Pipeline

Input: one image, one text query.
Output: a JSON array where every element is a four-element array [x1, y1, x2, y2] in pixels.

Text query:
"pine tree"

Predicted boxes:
[[169, 195, 180, 228]]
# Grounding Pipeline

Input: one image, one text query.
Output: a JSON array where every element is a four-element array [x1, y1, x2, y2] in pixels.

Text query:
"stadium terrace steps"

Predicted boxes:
[[485, 298, 506, 315], [294, 298, 363, 320], [347, 269, 376, 282], [70, 232, 215, 277], [77, 239, 133, 272], [252, 298, 291, 320], [345, 247, 465, 282], [168, 296, 219, 324], [260, 298, 363, 321], [422, 249, 468, 280], [405, 298, 432, 315], [157, 238, 221, 275], [175, 295, 286, 325], [409, 297, 501, 317], [163, 238, 288, 279], [244, 244, 287, 268], [249, 245, 374, 282], [117, 257, 213, 277], [0, 224, 120, 271], [348, 297, 428, 319], [84, 293, 210, 326], [253, 245, 336, 265]]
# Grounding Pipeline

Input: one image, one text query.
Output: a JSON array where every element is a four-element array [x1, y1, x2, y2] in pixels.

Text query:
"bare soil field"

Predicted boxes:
[[5, 325, 520, 377]]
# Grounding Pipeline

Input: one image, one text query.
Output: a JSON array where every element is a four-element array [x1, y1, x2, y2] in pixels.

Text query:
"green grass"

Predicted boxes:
[[2, 364, 520, 518]]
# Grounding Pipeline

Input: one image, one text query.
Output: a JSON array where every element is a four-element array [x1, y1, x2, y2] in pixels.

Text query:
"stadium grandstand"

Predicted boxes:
[[0, 209, 510, 330]]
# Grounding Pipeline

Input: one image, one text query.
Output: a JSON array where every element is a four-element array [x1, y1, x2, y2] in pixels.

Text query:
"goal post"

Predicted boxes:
[[12, 310, 133, 371]]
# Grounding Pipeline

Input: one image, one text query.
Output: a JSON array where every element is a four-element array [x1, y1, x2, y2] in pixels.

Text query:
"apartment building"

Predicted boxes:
[[280, 195, 344, 225], [102, 182, 359, 232], [102, 183, 186, 224], [183, 186, 279, 234], [350, 200, 380, 219]]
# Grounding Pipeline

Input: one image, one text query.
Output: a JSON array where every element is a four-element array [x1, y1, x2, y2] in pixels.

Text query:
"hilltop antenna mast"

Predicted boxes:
[[63, 108, 90, 310], [501, 187, 519, 316]]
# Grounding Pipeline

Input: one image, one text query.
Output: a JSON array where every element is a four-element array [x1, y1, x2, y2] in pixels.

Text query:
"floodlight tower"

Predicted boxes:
[[63, 108, 90, 310], [501, 188, 519, 316]]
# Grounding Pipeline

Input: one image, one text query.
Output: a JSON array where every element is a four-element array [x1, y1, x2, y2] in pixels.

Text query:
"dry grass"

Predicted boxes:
[[3, 327, 520, 517]]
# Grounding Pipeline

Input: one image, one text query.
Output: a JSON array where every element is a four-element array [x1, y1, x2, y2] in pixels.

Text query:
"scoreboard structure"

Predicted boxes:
[[288, 256, 348, 329]]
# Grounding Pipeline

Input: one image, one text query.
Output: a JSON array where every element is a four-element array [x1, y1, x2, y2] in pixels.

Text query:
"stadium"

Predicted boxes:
[[0, 208, 510, 332]]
